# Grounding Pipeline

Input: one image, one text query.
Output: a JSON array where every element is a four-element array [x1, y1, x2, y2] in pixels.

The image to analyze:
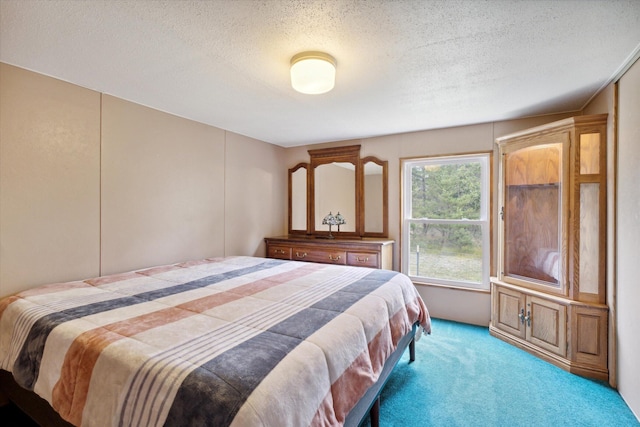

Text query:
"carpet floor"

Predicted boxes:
[[373, 318, 639, 426]]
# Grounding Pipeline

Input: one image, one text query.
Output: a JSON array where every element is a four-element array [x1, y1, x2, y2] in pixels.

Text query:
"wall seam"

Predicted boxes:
[[99, 93, 103, 276], [610, 82, 619, 389], [223, 131, 227, 257]]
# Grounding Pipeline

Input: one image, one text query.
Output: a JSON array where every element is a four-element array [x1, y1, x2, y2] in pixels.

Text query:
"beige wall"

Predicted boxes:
[[0, 63, 286, 296], [224, 131, 286, 257], [283, 112, 575, 326], [0, 63, 101, 291], [100, 95, 226, 274], [615, 58, 640, 420]]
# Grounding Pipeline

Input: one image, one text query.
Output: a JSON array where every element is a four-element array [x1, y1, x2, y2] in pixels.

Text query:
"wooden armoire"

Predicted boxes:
[[490, 114, 608, 380]]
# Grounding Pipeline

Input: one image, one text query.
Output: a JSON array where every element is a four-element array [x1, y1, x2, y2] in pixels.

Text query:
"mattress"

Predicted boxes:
[[0, 256, 430, 426]]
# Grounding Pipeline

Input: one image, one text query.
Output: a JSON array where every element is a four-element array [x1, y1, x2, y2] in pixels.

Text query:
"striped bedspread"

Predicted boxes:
[[0, 256, 430, 427]]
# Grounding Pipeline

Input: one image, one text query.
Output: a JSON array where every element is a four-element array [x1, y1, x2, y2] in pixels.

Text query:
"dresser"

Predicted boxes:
[[264, 236, 394, 270]]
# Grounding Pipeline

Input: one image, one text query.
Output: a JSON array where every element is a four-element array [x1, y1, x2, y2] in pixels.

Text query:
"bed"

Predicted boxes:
[[0, 256, 430, 426]]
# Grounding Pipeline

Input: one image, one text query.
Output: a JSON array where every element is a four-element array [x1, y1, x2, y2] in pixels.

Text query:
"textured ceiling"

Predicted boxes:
[[1, 0, 639, 147]]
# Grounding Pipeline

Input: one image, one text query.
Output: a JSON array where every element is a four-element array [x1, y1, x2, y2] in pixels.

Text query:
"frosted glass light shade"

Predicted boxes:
[[290, 51, 336, 94]]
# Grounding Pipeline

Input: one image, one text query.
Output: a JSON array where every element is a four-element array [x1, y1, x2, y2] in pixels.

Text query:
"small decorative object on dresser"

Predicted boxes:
[[321, 211, 346, 238], [490, 114, 609, 381]]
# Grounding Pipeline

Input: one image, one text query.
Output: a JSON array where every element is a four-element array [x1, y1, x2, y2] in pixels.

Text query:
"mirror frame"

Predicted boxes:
[[288, 162, 310, 235], [360, 156, 389, 237], [309, 145, 361, 238], [287, 145, 389, 238]]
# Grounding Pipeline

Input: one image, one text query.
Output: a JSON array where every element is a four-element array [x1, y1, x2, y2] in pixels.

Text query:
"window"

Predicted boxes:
[[401, 153, 490, 290]]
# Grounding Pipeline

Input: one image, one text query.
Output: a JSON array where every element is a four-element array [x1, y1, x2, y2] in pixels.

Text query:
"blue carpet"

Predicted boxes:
[[373, 318, 639, 426]]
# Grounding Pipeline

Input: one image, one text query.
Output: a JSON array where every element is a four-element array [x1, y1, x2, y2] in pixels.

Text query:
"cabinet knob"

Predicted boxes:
[[295, 252, 307, 259], [356, 256, 369, 263], [518, 308, 525, 324], [329, 254, 341, 261]]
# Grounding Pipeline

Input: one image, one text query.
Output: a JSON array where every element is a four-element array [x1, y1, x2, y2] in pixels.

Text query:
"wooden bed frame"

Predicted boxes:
[[345, 324, 417, 427], [0, 324, 418, 427]]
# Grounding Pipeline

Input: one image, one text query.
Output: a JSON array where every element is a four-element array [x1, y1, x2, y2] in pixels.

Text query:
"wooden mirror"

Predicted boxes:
[[361, 156, 388, 237], [288, 145, 388, 238], [310, 145, 361, 237], [288, 163, 309, 234]]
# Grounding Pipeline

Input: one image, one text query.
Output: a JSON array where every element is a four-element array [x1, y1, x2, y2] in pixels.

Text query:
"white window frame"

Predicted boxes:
[[401, 153, 491, 290]]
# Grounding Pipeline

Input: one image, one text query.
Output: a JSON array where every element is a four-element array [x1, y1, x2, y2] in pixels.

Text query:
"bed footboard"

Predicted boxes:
[[0, 370, 74, 427], [345, 322, 419, 427], [1, 326, 419, 427]]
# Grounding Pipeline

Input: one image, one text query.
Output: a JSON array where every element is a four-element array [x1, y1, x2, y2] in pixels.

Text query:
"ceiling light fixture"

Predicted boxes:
[[290, 51, 336, 95]]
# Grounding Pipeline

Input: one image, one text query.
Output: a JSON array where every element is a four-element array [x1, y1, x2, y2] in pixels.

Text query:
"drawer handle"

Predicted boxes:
[[356, 256, 369, 263], [329, 254, 341, 261], [295, 251, 307, 259], [274, 249, 286, 255]]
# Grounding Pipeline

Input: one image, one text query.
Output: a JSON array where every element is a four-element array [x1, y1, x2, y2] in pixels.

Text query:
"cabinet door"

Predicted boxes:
[[526, 296, 567, 357], [570, 305, 607, 368], [492, 285, 526, 339], [501, 140, 566, 294]]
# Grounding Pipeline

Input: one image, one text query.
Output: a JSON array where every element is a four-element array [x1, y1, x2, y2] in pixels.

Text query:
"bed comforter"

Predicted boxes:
[[0, 256, 430, 427]]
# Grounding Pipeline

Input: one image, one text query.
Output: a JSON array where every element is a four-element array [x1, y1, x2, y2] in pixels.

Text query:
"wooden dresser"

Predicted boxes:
[[264, 236, 394, 270]]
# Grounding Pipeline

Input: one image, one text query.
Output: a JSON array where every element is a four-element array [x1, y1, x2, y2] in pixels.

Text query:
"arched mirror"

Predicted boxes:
[[288, 163, 308, 234], [309, 145, 361, 237], [314, 162, 357, 233], [361, 156, 388, 237], [288, 145, 388, 238]]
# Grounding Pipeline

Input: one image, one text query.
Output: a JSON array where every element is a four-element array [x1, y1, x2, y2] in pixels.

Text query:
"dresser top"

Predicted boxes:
[[265, 235, 394, 245]]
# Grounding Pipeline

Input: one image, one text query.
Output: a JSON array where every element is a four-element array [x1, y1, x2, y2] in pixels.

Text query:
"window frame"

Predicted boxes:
[[401, 152, 491, 290]]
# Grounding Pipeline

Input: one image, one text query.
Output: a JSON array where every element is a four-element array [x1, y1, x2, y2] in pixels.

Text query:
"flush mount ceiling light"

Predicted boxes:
[[290, 51, 336, 95]]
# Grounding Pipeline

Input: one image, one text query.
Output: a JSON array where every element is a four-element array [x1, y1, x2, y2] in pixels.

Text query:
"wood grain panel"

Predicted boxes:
[[576, 314, 600, 355], [528, 296, 566, 356], [293, 247, 347, 264], [571, 305, 607, 368], [267, 245, 292, 260], [347, 252, 379, 268], [492, 285, 525, 338], [505, 144, 561, 186], [499, 293, 522, 330], [579, 184, 600, 295], [579, 133, 600, 175], [505, 186, 560, 285]]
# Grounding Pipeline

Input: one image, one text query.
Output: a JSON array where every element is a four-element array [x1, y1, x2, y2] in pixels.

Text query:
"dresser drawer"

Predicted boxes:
[[347, 252, 379, 268], [267, 245, 291, 260], [292, 247, 347, 265]]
